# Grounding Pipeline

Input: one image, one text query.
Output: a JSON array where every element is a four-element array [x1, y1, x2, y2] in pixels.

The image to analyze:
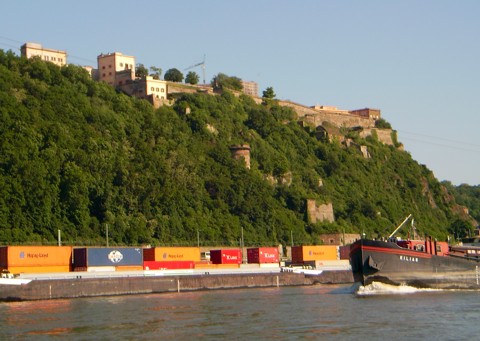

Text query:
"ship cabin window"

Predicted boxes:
[[415, 244, 424, 252]]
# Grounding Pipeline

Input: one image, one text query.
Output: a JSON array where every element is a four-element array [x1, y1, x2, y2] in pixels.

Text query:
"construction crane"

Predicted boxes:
[[184, 55, 206, 85]]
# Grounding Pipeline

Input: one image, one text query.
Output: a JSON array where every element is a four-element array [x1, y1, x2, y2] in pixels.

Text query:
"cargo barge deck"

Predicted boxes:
[[0, 270, 353, 301]]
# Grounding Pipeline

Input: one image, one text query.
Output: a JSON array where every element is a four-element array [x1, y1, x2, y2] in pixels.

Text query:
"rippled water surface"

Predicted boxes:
[[1, 284, 480, 340]]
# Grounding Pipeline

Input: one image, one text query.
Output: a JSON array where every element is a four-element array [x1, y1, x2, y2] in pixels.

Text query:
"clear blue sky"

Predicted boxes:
[[2, 0, 479, 185]]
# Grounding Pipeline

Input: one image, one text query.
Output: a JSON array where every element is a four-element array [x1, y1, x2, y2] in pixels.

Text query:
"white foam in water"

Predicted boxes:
[[355, 281, 441, 296]]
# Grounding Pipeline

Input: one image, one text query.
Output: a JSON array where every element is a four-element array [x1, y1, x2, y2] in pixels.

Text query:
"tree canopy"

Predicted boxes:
[[263, 87, 276, 99], [0, 49, 473, 247], [211, 73, 243, 91], [164, 68, 184, 82], [135, 63, 148, 78], [185, 71, 199, 85]]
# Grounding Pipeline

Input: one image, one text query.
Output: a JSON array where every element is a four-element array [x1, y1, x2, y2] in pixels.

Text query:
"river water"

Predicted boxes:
[[1, 283, 479, 340]]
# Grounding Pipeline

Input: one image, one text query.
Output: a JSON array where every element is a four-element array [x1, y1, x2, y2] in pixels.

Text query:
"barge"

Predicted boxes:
[[0, 269, 354, 301], [350, 238, 480, 289]]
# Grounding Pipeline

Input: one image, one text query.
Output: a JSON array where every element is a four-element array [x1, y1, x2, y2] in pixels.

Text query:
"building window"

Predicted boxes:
[[151, 87, 154, 91], [102, 66, 105, 69], [156, 88, 159, 92], [120, 63, 123, 67], [108, 72, 112, 75], [102, 73, 106, 77], [109, 64, 112, 68], [161, 88, 165, 92]]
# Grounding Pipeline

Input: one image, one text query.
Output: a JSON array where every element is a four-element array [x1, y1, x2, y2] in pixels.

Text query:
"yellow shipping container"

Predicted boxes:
[[0, 246, 72, 267], [7, 265, 71, 274], [292, 245, 338, 263], [144, 247, 200, 262]]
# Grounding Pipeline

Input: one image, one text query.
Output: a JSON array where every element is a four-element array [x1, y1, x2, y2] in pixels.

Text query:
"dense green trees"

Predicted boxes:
[[211, 73, 243, 91], [262, 87, 276, 99], [0, 49, 473, 247], [164, 68, 184, 82], [185, 71, 199, 85]]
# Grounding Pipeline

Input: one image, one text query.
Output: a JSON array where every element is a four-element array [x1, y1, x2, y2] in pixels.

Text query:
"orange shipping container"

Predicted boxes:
[[291, 245, 338, 263], [143, 247, 200, 262], [0, 246, 72, 267], [7, 265, 71, 274]]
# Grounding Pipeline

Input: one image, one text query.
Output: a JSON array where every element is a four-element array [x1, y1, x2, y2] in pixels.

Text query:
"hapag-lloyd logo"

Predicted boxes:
[[108, 250, 124, 263], [225, 254, 238, 260], [264, 253, 276, 258], [308, 251, 325, 256], [20, 252, 49, 259], [162, 253, 184, 259]]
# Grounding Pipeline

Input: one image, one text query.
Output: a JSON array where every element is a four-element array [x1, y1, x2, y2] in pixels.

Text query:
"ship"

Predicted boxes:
[[350, 215, 480, 290]]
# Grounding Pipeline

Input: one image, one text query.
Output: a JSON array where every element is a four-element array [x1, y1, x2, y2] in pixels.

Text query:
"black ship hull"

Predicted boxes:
[[350, 239, 480, 289]]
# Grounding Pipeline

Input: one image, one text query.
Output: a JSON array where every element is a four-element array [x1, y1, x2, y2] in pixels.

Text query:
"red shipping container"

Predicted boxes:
[[210, 249, 242, 264], [143, 261, 195, 270], [247, 247, 279, 264]]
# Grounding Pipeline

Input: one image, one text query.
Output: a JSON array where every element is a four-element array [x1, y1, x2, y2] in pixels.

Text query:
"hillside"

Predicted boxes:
[[0, 50, 473, 246]]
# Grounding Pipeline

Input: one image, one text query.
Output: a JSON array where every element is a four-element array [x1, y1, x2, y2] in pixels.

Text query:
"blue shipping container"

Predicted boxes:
[[74, 248, 143, 267]]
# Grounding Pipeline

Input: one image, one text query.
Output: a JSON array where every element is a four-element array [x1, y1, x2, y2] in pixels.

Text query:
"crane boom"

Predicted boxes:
[[184, 55, 206, 84], [388, 214, 413, 239]]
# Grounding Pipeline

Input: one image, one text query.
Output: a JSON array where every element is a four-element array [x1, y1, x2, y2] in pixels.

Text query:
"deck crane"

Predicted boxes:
[[184, 55, 206, 85], [388, 214, 413, 239]]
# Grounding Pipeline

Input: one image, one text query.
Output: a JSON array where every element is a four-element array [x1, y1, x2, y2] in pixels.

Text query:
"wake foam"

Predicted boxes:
[[356, 281, 441, 296]]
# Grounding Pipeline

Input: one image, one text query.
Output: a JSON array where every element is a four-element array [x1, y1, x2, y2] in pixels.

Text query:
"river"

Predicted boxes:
[[1, 283, 479, 340]]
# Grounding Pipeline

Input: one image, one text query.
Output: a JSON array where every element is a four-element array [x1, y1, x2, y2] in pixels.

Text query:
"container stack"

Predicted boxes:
[[0, 246, 72, 273], [209, 249, 242, 268], [143, 247, 200, 270], [73, 247, 143, 272]]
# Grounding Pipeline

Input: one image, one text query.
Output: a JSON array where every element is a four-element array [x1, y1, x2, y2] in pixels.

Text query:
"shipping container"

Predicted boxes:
[[247, 247, 279, 264], [210, 249, 242, 264], [339, 245, 350, 260], [0, 246, 72, 268], [194, 263, 240, 269], [143, 261, 195, 270], [143, 247, 200, 262], [87, 266, 116, 272], [313, 259, 351, 270], [73, 247, 143, 269], [291, 245, 339, 263], [116, 265, 144, 272], [7, 265, 71, 274]]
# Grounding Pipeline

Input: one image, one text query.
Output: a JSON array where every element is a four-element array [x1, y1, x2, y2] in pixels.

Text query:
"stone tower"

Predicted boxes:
[[230, 144, 251, 169]]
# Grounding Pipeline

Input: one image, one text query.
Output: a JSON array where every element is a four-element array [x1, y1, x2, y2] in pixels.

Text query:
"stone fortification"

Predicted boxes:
[[359, 128, 394, 146], [279, 100, 376, 129], [307, 200, 335, 224]]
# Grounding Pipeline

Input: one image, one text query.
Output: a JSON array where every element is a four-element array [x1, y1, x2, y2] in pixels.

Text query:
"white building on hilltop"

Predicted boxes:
[[21, 42, 67, 66]]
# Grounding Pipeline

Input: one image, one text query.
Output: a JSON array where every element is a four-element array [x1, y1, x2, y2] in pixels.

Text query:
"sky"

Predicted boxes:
[[1, 0, 479, 185]]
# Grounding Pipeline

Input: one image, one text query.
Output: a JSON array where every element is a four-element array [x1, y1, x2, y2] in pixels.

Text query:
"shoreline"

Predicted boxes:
[[0, 270, 354, 302]]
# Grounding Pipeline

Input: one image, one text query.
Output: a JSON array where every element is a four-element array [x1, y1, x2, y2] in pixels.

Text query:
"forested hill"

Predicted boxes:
[[0, 50, 474, 246]]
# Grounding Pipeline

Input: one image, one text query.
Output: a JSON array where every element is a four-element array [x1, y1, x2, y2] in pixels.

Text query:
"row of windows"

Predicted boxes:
[[43, 55, 64, 63], [150, 87, 165, 92], [101, 63, 133, 70]]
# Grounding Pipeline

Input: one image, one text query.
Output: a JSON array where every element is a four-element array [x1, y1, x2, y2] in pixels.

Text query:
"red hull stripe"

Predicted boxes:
[[362, 245, 433, 259]]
